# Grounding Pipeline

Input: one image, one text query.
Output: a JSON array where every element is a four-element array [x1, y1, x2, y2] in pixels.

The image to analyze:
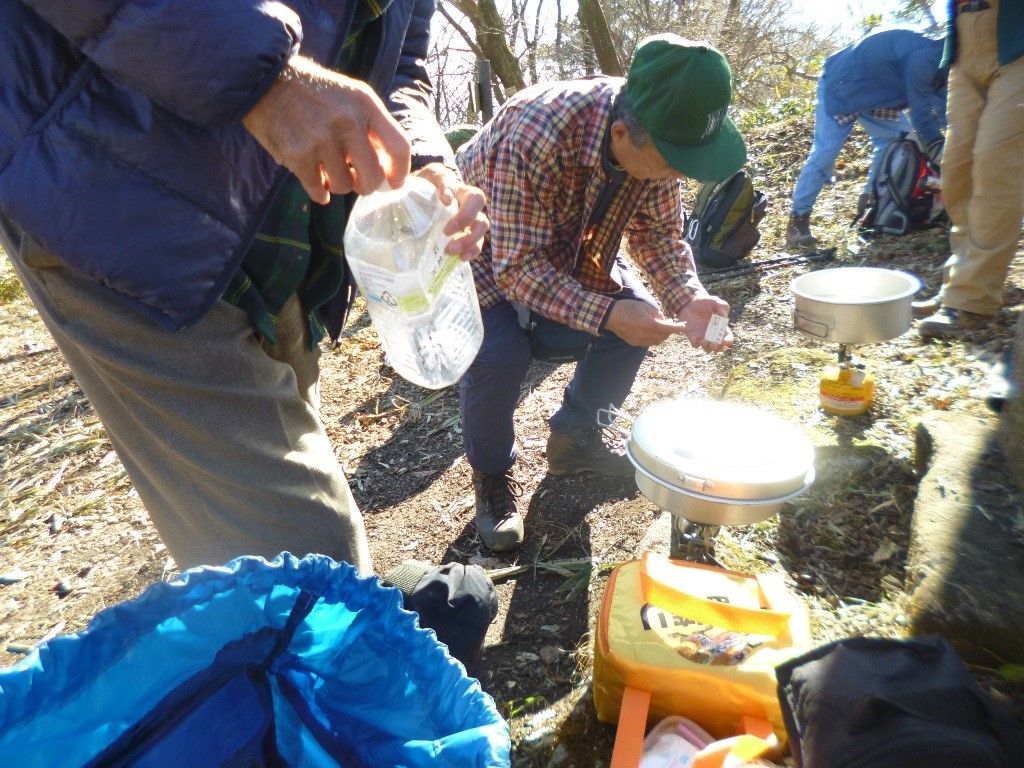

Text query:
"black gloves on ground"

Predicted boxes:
[[383, 560, 498, 676]]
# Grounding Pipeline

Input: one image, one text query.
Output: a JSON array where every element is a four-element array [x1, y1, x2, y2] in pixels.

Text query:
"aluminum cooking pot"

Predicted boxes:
[[610, 399, 815, 526], [791, 267, 921, 344]]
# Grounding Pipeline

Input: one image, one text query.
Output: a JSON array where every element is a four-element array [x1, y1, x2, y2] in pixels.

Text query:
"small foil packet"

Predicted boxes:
[[704, 313, 729, 344]]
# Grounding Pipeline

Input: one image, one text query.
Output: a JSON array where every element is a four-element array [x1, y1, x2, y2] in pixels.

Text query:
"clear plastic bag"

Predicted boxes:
[[639, 717, 713, 767], [639, 716, 779, 768]]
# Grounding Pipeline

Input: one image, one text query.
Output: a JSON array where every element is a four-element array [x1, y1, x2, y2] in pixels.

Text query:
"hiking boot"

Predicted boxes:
[[918, 307, 991, 340], [985, 357, 1013, 413], [911, 295, 941, 319], [546, 425, 634, 477], [472, 469, 524, 552], [786, 213, 818, 249], [855, 192, 871, 223]]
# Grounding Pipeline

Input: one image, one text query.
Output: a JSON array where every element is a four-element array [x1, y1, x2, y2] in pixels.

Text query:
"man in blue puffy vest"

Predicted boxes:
[[787, 28, 947, 249], [0, 1, 488, 573]]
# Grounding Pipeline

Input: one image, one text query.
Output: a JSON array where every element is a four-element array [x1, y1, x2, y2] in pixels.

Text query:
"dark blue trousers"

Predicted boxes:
[[459, 265, 654, 475]]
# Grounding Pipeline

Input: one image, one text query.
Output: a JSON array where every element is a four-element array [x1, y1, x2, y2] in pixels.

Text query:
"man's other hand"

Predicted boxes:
[[678, 293, 733, 352], [604, 300, 688, 347], [414, 163, 489, 261], [243, 56, 411, 203]]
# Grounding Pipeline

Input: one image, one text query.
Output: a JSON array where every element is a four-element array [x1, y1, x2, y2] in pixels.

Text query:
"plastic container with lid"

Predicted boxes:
[[343, 177, 483, 389]]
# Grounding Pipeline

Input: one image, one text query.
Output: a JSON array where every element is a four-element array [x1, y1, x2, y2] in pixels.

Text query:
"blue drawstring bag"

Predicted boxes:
[[0, 553, 510, 767]]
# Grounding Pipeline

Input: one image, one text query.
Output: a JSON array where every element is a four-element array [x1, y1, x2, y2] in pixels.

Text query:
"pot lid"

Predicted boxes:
[[627, 399, 815, 501]]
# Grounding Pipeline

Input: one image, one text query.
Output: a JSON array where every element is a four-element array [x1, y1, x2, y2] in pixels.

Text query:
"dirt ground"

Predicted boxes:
[[2, 115, 1023, 765]]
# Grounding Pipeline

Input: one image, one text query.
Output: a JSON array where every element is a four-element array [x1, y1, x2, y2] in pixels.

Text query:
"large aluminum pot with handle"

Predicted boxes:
[[614, 399, 815, 526], [791, 267, 921, 344]]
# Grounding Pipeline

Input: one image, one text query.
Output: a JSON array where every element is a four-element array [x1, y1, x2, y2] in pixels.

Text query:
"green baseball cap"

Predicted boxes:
[[626, 34, 746, 182]]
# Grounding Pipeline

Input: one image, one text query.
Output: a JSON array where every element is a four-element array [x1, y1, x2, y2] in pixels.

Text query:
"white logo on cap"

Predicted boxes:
[[702, 106, 727, 140]]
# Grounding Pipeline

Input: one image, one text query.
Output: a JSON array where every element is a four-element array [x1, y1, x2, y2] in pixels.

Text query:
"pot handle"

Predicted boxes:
[[596, 404, 632, 440], [793, 310, 830, 339]]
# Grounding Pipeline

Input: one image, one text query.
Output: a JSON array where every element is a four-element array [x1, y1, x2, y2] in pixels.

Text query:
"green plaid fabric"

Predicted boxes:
[[225, 0, 390, 348]]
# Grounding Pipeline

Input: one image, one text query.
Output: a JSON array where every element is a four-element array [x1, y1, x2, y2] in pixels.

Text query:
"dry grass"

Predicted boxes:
[[0, 254, 168, 661]]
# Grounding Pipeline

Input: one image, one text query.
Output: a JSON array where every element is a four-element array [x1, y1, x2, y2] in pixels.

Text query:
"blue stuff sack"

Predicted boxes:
[[0, 553, 510, 768]]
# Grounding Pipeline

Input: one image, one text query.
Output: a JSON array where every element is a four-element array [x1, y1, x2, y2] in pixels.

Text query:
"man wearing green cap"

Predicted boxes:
[[454, 34, 745, 552]]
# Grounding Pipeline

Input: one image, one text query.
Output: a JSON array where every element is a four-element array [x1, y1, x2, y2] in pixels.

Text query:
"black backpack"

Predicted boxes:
[[859, 133, 943, 235], [777, 636, 1024, 768], [684, 169, 768, 269]]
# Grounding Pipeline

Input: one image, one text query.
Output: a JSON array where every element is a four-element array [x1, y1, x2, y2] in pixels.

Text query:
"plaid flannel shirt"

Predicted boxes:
[[456, 79, 703, 336], [835, 105, 906, 125], [224, 0, 388, 348]]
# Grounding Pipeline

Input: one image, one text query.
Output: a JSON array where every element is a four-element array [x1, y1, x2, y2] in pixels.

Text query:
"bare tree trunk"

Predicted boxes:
[[577, 0, 623, 76], [721, 0, 741, 44], [438, 2, 485, 58], [555, 0, 565, 78], [448, 0, 528, 93], [528, 0, 545, 84]]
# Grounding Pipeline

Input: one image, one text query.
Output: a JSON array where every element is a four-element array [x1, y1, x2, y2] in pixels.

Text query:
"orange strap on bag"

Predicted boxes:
[[610, 685, 777, 768], [610, 687, 651, 768]]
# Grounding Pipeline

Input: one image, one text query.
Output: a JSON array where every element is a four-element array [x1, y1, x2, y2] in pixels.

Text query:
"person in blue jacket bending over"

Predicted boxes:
[[0, 1, 488, 574], [786, 28, 948, 249]]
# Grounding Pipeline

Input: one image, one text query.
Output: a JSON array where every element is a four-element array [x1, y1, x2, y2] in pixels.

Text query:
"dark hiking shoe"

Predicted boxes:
[[472, 469, 524, 552], [912, 295, 941, 319], [918, 307, 991, 339], [786, 213, 818, 249], [855, 192, 871, 224], [546, 426, 634, 477], [985, 357, 1014, 413]]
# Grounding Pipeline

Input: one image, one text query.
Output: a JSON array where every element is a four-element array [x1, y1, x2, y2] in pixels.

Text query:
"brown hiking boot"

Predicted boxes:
[[856, 193, 871, 218], [786, 213, 818, 249], [472, 469, 524, 552], [855, 193, 872, 225], [918, 307, 991, 339], [911, 295, 941, 319], [546, 425, 634, 477]]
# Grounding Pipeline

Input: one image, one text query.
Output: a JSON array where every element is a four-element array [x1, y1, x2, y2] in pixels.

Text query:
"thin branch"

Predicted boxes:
[[437, 1, 485, 58]]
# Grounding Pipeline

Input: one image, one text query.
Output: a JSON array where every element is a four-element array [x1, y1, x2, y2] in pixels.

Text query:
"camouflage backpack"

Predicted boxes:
[[684, 169, 768, 270], [445, 124, 480, 153]]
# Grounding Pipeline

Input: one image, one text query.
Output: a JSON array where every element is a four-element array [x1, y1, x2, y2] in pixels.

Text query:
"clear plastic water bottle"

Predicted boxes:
[[343, 176, 484, 389]]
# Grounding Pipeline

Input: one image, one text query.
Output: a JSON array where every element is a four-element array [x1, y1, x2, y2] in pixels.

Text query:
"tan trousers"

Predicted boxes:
[[1, 216, 371, 574], [941, 0, 1024, 315]]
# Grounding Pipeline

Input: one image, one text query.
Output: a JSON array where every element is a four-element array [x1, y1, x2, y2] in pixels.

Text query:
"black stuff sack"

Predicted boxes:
[[858, 133, 943, 235], [684, 169, 768, 270], [776, 635, 1024, 768]]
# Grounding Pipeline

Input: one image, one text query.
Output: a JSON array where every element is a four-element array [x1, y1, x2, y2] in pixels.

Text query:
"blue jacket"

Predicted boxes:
[[942, 0, 1024, 68], [820, 28, 947, 147], [0, 1, 453, 331]]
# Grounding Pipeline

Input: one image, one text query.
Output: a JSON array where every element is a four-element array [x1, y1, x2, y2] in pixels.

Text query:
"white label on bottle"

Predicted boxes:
[[349, 261, 418, 311], [350, 235, 453, 316]]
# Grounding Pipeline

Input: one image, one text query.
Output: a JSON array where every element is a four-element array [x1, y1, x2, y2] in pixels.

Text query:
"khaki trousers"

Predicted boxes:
[[1, 217, 371, 573], [941, 0, 1024, 315]]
